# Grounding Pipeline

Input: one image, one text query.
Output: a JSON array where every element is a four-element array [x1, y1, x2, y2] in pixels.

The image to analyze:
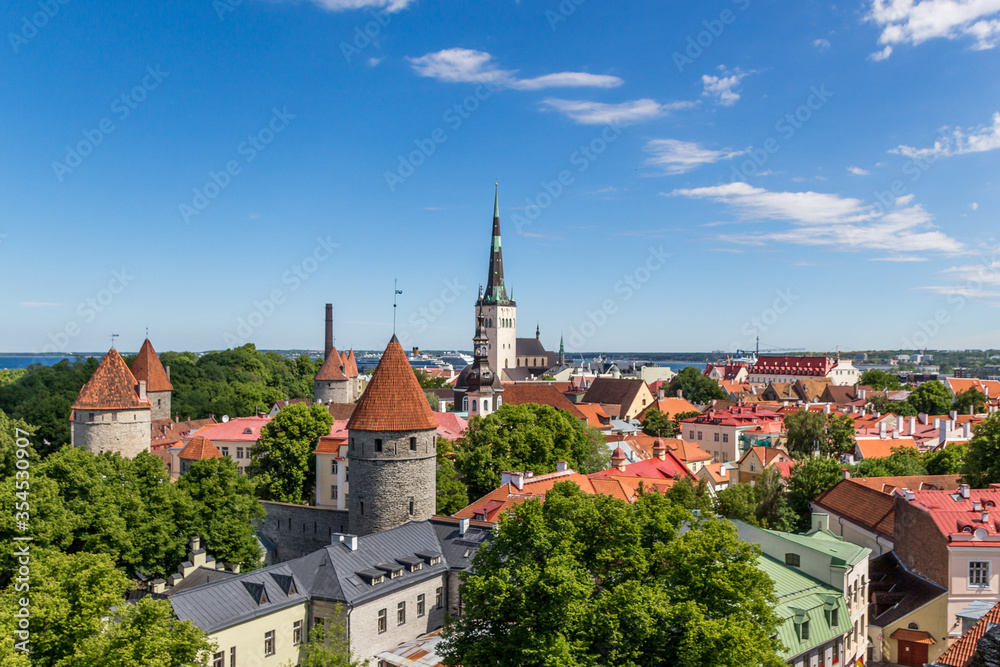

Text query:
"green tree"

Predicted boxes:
[[784, 457, 844, 532], [415, 369, 448, 389], [783, 410, 827, 458], [924, 443, 968, 476], [280, 607, 364, 667], [963, 412, 1000, 487], [441, 483, 785, 667], [855, 447, 928, 477], [435, 438, 469, 515], [859, 369, 902, 391], [908, 380, 953, 415], [455, 403, 598, 499], [954, 388, 988, 416], [579, 425, 612, 474], [666, 367, 726, 405], [664, 477, 714, 513], [826, 414, 857, 456], [424, 390, 440, 412], [641, 408, 673, 437], [249, 403, 334, 504], [868, 393, 919, 416], [714, 483, 759, 525], [176, 458, 265, 570], [61, 596, 212, 667], [0, 550, 131, 666]]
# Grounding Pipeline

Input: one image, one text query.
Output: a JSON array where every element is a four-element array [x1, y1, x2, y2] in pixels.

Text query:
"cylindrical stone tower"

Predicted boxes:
[[347, 334, 438, 536]]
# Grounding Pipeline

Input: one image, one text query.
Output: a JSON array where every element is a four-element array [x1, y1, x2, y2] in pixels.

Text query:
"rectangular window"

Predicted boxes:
[[236, 447, 243, 459], [714, 433, 720, 442], [723, 433, 729, 443], [332, 460, 338, 474], [800, 620, 810, 641], [785, 553, 801, 567], [221, 446, 229, 457], [688, 430, 694, 439], [417, 593, 426, 617], [397, 601, 406, 625], [213, 651, 224, 667], [375, 438, 383, 452], [831, 608, 839, 627], [750, 462, 756, 472], [378, 608, 387, 633], [331, 485, 338, 500], [697, 431, 703, 440], [971, 561, 990, 586], [230, 647, 235, 667], [410, 436, 417, 451], [293, 619, 303, 645], [436, 587, 443, 608], [264, 630, 275, 656]]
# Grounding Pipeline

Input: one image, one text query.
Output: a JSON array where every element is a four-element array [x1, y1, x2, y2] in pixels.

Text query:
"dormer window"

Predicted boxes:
[[785, 553, 801, 567], [243, 428, 252, 435]]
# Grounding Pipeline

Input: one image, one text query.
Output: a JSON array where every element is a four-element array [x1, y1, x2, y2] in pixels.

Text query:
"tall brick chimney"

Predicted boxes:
[[325, 303, 333, 360]]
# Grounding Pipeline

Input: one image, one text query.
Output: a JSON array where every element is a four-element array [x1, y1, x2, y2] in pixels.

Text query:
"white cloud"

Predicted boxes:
[[971, 202, 980, 209], [297, 0, 415, 12], [871, 255, 929, 261], [668, 182, 965, 254], [848, 166, 870, 175], [866, 0, 1000, 54], [891, 111, 1000, 159], [368, 57, 385, 67], [869, 44, 894, 60], [406, 48, 623, 90], [643, 139, 745, 175], [701, 66, 754, 106], [814, 38, 832, 49], [540, 98, 695, 125]]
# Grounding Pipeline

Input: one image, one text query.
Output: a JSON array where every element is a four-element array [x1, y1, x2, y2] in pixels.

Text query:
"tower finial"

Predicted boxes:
[[393, 279, 403, 335], [110, 333, 119, 350], [494, 181, 499, 220]]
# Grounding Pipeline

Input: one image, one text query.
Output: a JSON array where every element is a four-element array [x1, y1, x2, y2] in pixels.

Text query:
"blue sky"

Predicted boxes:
[[2, 0, 999, 355]]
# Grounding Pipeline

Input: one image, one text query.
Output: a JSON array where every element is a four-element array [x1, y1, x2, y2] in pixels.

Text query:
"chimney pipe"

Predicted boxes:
[[138, 380, 147, 401], [556, 461, 568, 472], [325, 303, 334, 359], [961, 484, 971, 499], [909, 416, 916, 434], [458, 517, 470, 536], [984, 509, 991, 524], [842, 468, 851, 480], [963, 422, 971, 439]]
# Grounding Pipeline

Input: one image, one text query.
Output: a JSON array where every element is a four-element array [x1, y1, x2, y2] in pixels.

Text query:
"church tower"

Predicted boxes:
[[476, 185, 517, 376], [465, 309, 503, 418], [346, 335, 438, 536], [130, 338, 172, 420]]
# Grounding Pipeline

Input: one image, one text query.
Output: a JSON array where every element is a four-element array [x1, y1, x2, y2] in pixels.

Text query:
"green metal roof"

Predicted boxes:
[[759, 526, 870, 568], [758, 555, 850, 660]]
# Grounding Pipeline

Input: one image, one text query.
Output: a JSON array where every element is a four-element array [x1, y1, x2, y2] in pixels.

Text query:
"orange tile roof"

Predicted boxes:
[[948, 377, 1000, 400], [347, 335, 439, 432], [576, 403, 611, 429], [501, 383, 586, 420], [855, 437, 918, 459], [701, 462, 731, 484], [315, 346, 347, 381], [936, 600, 1000, 667], [850, 474, 962, 494], [666, 439, 713, 462], [130, 339, 173, 392], [812, 479, 897, 539], [178, 436, 222, 461], [889, 628, 936, 645], [740, 445, 792, 467], [72, 348, 150, 411]]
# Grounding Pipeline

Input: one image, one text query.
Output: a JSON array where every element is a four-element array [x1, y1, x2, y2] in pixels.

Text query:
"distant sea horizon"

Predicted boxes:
[[0, 355, 93, 370]]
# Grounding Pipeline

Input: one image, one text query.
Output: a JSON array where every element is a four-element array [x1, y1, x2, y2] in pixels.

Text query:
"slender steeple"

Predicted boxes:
[[480, 183, 513, 306], [559, 334, 565, 365]]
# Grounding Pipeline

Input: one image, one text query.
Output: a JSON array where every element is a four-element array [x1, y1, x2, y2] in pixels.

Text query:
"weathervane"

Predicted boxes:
[[393, 278, 403, 334], [110, 333, 119, 349]]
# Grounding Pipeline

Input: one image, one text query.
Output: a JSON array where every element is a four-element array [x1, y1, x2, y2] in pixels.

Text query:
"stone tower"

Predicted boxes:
[[71, 347, 151, 458], [476, 185, 517, 376], [314, 304, 350, 404], [346, 335, 438, 536], [466, 309, 503, 418], [130, 338, 172, 420]]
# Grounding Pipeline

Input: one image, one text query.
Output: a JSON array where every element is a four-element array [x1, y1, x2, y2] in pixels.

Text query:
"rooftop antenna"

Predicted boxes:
[[393, 278, 403, 335], [110, 333, 119, 350]]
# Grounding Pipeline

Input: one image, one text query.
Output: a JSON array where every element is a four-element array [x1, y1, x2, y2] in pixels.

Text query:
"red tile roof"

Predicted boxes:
[[936, 600, 1000, 667], [72, 348, 150, 411], [750, 355, 836, 376], [347, 335, 439, 432], [178, 436, 223, 461], [326, 402, 356, 420], [189, 416, 270, 442], [501, 383, 586, 420], [130, 339, 173, 392], [812, 479, 897, 539], [850, 474, 962, 494], [908, 488, 1000, 544], [315, 346, 347, 381], [594, 448, 698, 481]]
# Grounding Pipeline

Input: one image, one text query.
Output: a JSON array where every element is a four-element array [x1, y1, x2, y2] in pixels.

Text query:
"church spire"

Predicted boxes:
[[480, 183, 513, 306]]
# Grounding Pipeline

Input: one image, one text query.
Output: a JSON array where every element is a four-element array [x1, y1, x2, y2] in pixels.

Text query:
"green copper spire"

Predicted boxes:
[[479, 183, 513, 306]]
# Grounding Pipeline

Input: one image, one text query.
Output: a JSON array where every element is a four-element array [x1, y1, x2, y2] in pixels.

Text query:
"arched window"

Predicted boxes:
[[471, 400, 477, 412], [496, 396, 502, 407], [785, 553, 801, 567], [908, 622, 920, 630], [462, 396, 468, 411], [483, 400, 490, 412]]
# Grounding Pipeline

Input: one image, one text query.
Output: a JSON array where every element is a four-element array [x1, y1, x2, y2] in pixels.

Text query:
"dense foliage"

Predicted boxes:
[[859, 369, 903, 391], [436, 438, 469, 515], [907, 380, 953, 415], [665, 366, 726, 405], [455, 404, 610, 500], [0, 420, 263, 582], [783, 410, 856, 458], [963, 412, 1000, 487], [441, 483, 785, 667], [715, 466, 795, 531], [249, 402, 334, 504]]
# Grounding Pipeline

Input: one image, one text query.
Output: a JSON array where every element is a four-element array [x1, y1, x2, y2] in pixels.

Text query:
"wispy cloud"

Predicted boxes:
[[406, 48, 623, 90], [869, 45, 894, 60], [891, 111, 1000, 159], [293, 0, 415, 12], [643, 139, 745, 175], [813, 38, 832, 49], [871, 255, 928, 261], [541, 98, 695, 125], [847, 166, 870, 175], [866, 0, 1000, 56], [701, 66, 754, 106], [668, 182, 965, 254]]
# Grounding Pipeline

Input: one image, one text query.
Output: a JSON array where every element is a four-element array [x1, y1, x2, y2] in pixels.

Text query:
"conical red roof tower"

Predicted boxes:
[[348, 335, 438, 432]]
